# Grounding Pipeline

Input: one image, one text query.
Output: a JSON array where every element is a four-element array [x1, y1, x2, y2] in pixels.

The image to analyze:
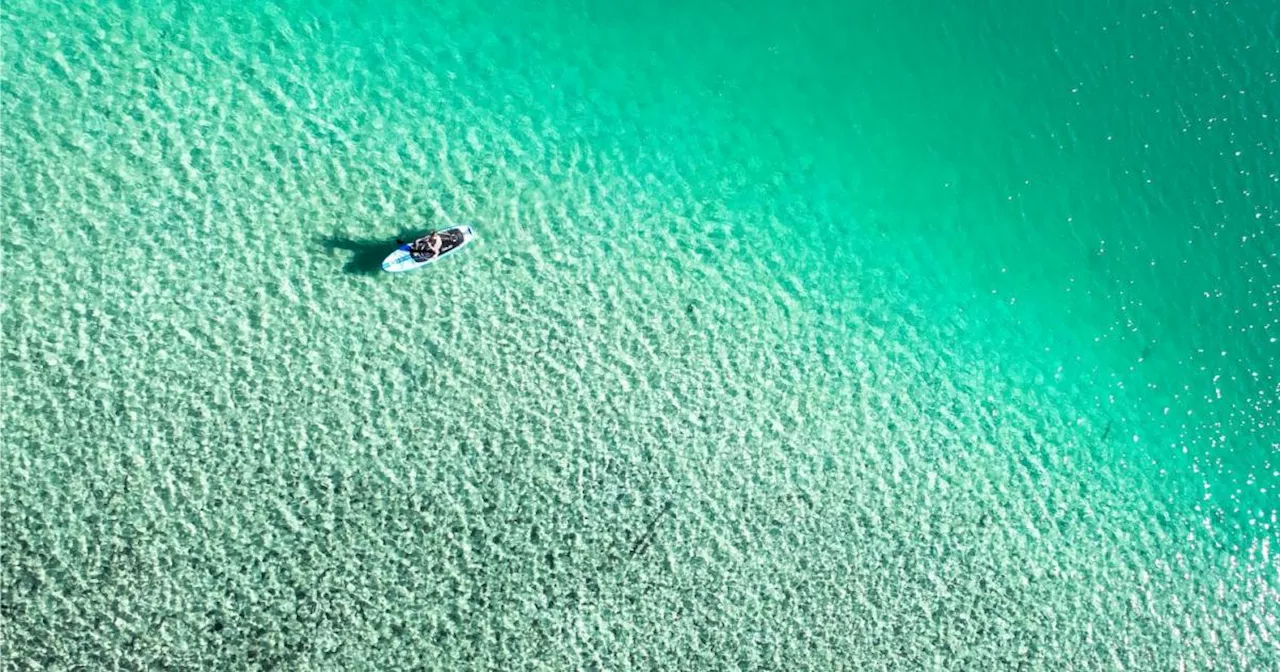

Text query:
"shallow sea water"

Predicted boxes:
[[2, 0, 1277, 669]]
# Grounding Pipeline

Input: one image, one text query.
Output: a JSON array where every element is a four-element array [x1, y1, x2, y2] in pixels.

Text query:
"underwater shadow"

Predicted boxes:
[[319, 229, 429, 275]]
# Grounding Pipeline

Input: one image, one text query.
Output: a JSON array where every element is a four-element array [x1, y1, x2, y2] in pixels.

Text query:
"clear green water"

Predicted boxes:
[[2, 0, 1276, 669]]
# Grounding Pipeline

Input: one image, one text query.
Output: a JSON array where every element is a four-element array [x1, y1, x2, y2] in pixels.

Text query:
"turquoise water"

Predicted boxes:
[[2, 0, 1277, 668]]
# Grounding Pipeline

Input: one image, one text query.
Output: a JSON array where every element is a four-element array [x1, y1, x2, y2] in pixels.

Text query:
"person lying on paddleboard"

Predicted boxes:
[[409, 230, 444, 262]]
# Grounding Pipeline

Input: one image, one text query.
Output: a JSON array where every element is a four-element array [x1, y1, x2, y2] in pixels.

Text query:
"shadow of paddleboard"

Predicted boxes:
[[319, 230, 430, 275]]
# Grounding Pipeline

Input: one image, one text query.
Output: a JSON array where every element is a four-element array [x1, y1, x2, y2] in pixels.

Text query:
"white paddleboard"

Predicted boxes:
[[382, 225, 476, 273]]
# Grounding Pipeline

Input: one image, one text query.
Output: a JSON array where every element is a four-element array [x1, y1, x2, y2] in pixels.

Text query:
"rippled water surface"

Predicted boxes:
[[2, 0, 1277, 668]]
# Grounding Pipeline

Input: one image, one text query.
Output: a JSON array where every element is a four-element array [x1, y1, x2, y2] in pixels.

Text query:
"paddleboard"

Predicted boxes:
[[382, 225, 475, 273]]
